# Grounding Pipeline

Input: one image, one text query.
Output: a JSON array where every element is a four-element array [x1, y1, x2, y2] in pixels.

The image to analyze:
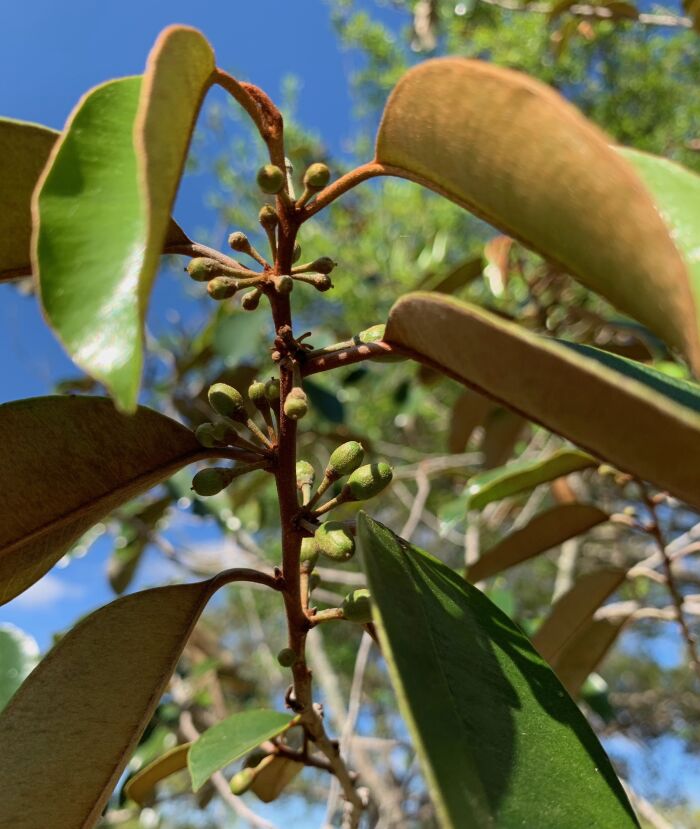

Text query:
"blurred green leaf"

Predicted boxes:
[[0, 624, 38, 712]]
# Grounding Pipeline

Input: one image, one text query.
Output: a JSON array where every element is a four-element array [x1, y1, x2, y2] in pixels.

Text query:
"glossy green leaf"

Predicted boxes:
[[0, 118, 58, 280], [533, 569, 627, 665], [188, 710, 295, 791], [0, 578, 222, 828], [357, 513, 638, 828], [125, 742, 191, 806], [468, 504, 609, 582], [0, 624, 39, 712], [35, 26, 213, 412], [466, 450, 595, 510], [386, 293, 700, 510], [375, 59, 700, 370], [0, 396, 209, 606]]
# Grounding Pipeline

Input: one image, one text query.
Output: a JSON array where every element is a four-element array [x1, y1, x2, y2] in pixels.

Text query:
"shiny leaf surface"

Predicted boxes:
[[358, 513, 638, 828]]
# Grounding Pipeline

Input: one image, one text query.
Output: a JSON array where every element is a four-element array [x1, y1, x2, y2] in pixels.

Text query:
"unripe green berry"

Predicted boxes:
[[248, 380, 267, 407], [292, 242, 302, 263], [311, 257, 336, 274], [264, 378, 280, 403], [208, 383, 247, 422], [207, 276, 238, 300], [296, 460, 315, 488], [192, 467, 232, 497], [256, 164, 285, 194], [195, 422, 223, 448], [327, 441, 364, 478], [273, 275, 294, 295], [284, 388, 308, 420], [314, 521, 355, 562], [300, 536, 319, 570], [230, 768, 256, 795], [228, 231, 251, 253], [342, 589, 372, 624], [259, 204, 279, 229], [345, 463, 393, 501], [277, 647, 296, 667], [187, 257, 220, 282], [303, 162, 331, 191], [242, 288, 262, 310]]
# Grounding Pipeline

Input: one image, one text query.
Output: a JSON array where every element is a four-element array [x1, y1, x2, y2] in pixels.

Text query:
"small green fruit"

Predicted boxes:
[[327, 441, 364, 478], [315, 521, 355, 562], [277, 647, 296, 667], [228, 231, 251, 252], [186, 257, 220, 282], [303, 162, 330, 190], [292, 242, 302, 263], [342, 588, 372, 624], [207, 276, 238, 300], [242, 288, 262, 310], [264, 378, 281, 403], [259, 204, 279, 229], [257, 164, 285, 194], [296, 460, 315, 488], [248, 380, 268, 408], [284, 388, 308, 420], [230, 767, 256, 795], [345, 463, 393, 501], [208, 383, 247, 422], [300, 536, 319, 569], [194, 422, 223, 448], [274, 274, 294, 295], [192, 467, 232, 497], [310, 257, 336, 274]]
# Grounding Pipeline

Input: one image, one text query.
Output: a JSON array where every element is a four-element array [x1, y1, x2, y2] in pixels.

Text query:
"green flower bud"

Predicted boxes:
[[242, 287, 262, 310], [277, 647, 296, 667], [345, 463, 393, 501], [327, 441, 364, 478], [273, 274, 294, 295], [207, 276, 238, 300], [303, 162, 330, 191], [314, 521, 355, 562], [300, 536, 319, 570], [195, 422, 224, 448], [292, 242, 302, 263], [256, 164, 285, 194], [259, 204, 279, 229], [309, 573, 321, 591], [230, 767, 256, 795], [264, 378, 280, 403], [192, 467, 232, 497], [294, 273, 332, 292], [228, 231, 251, 253], [248, 380, 268, 408], [187, 257, 220, 282], [208, 383, 247, 422], [296, 460, 315, 488], [311, 257, 336, 274], [342, 588, 372, 624], [284, 388, 308, 420], [358, 323, 406, 362]]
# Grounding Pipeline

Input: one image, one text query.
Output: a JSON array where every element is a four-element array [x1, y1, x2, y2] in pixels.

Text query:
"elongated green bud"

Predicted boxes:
[[241, 288, 262, 310], [284, 387, 308, 420], [208, 383, 247, 422], [277, 647, 296, 667], [293, 273, 332, 292], [264, 378, 280, 403], [327, 441, 364, 478], [258, 204, 279, 230], [187, 257, 221, 282], [230, 767, 256, 795], [315, 521, 355, 562], [228, 231, 251, 253], [192, 467, 233, 497], [292, 242, 302, 263], [303, 162, 330, 191], [195, 422, 225, 448], [345, 463, 393, 501], [342, 588, 372, 624], [257, 164, 286, 194], [296, 460, 315, 488], [300, 536, 319, 570], [207, 276, 238, 300]]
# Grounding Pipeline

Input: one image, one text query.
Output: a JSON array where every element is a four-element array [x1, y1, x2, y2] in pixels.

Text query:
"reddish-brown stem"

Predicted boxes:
[[301, 161, 390, 219], [302, 340, 401, 376], [164, 242, 247, 270]]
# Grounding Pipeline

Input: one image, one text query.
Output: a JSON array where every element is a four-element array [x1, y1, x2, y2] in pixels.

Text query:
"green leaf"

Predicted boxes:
[[0, 624, 39, 712], [466, 450, 596, 510], [468, 504, 608, 582], [357, 513, 638, 828], [0, 578, 222, 828], [188, 710, 295, 791], [386, 293, 700, 510], [125, 742, 191, 806], [35, 26, 214, 412], [0, 118, 58, 280], [0, 396, 209, 606], [375, 59, 700, 371]]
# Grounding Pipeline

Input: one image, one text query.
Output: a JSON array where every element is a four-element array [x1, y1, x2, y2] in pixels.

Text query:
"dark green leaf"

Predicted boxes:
[[305, 379, 346, 424]]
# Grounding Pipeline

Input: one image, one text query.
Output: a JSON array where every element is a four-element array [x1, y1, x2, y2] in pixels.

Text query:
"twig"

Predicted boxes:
[[399, 467, 430, 542]]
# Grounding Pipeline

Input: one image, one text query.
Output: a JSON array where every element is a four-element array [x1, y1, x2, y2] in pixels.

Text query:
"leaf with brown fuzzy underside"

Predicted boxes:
[[125, 743, 192, 806], [375, 59, 700, 371], [0, 396, 210, 606], [0, 579, 224, 829], [448, 388, 495, 453]]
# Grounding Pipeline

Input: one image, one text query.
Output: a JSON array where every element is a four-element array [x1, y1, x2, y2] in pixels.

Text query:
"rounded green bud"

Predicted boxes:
[[292, 242, 302, 263], [296, 460, 315, 488], [264, 378, 280, 403], [208, 383, 247, 421], [195, 422, 223, 448], [328, 441, 364, 478], [256, 164, 286, 194], [346, 463, 393, 501], [284, 388, 308, 420], [243, 747, 269, 769], [207, 276, 238, 300], [228, 231, 251, 252], [248, 380, 267, 407], [314, 521, 355, 562], [303, 162, 331, 191], [230, 767, 256, 795], [300, 536, 320, 570], [192, 467, 232, 497], [241, 288, 262, 311], [311, 257, 336, 275], [309, 573, 321, 591], [342, 588, 372, 624], [187, 257, 220, 282], [259, 204, 279, 229], [277, 647, 296, 667], [273, 274, 294, 295]]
